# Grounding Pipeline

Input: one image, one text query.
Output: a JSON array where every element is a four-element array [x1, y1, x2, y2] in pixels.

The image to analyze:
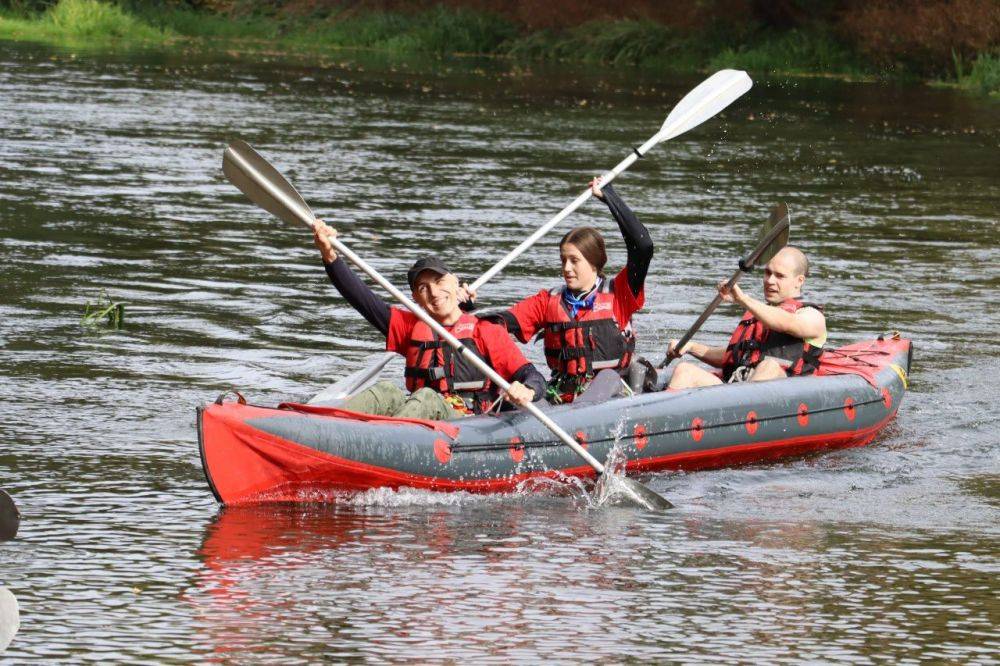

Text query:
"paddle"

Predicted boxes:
[[659, 203, 791, 368], [0, 586, 18, 652], [0, 489, 18, 541], [223, 140, 673, 511], [320, 69, 753, 400]]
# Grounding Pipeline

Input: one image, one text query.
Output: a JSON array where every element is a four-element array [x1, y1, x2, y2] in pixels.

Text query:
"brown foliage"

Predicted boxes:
[[838, 0, 1000, 75]]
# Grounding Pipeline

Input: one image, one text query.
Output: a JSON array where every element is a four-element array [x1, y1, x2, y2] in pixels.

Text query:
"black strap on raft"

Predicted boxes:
[[633, 146, 644, 158], [215, 391, 246, 405]]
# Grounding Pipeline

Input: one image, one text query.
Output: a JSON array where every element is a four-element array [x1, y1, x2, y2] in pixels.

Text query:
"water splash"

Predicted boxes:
[[592, 406, 640, 508]]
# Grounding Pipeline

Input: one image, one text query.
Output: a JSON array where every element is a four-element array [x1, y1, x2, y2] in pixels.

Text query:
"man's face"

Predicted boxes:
[[411, 270, 460, 321], [762, 252, 806, 304]]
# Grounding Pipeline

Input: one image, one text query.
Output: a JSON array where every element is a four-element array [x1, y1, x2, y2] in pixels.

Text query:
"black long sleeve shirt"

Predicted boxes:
[[600, 183, 653, 297]]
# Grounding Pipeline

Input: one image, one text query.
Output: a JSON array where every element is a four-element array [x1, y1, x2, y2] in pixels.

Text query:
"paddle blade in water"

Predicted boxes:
[[0, 490, 18, 541], [596, 474, 673, 511], [758, 202, 791, 266], [658, 69, 753, 142], [223, 140, 316, 228]]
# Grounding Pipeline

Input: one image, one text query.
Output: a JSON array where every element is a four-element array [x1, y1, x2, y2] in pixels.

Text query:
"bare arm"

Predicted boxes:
[[729, 285, 826, 340], [668, 339, 729, 368]]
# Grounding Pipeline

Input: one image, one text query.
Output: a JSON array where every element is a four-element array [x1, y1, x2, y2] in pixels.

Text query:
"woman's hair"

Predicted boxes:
[[560, 226, 607, 276]]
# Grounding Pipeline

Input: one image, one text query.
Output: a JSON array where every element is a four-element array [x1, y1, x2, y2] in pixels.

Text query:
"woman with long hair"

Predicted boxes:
[[469, 179, 653, 403]]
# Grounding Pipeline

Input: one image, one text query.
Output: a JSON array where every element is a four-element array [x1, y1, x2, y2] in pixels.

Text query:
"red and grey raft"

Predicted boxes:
[[198, 336, 912, 505]]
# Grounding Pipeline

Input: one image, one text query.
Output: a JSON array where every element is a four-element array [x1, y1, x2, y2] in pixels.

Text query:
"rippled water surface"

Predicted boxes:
[[1, 41, 998, 661]]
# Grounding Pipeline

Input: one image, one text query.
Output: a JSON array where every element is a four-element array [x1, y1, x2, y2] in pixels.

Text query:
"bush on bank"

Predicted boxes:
[[0, 0, 167, 43], [961, 52, 1000, 95], [1, 0, 998, 95]]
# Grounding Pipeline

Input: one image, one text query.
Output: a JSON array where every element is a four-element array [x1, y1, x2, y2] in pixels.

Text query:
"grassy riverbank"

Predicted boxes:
[[1, 0, 998, 95]]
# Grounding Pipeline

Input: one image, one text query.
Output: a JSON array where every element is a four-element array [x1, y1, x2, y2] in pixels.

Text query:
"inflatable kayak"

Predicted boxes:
[[198, 335, 911, 505]]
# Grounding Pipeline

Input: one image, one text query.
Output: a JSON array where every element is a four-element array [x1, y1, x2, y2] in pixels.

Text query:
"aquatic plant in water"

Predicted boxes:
[[82, 290, 124, 329]]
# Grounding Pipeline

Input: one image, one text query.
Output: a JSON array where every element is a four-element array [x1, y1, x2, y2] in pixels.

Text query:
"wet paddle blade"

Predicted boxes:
[[223, 140, 315, 228], [621, 478, 673, 510], [598, 475, 673, 510], [757, 202, 791, 265], [658, 70, 753, 142], [0, 490, 19, 541]]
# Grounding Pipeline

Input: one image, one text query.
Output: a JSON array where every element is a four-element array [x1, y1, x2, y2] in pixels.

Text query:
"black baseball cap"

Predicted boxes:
[[407, 255, 452, 290]]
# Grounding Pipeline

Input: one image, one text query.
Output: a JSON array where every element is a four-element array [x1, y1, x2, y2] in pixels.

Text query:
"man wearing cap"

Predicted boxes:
[[314, 221, 546, 420]]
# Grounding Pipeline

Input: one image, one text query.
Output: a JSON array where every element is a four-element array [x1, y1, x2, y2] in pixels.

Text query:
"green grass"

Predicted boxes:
[[960, 53, 1000, 96], [0, 0, 516, 55], [295, 6, 517, 56], [707, 29, 865, 76], [0, 0, 168, 44], [140, 6, 277, 41]]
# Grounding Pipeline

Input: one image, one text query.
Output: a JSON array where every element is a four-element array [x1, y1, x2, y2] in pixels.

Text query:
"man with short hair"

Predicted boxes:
[[667, 246, 826, 389], [314, 221, 546, 420]]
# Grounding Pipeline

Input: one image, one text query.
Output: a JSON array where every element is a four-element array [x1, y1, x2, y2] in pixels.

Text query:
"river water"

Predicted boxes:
[[0, 40, 997, 661]]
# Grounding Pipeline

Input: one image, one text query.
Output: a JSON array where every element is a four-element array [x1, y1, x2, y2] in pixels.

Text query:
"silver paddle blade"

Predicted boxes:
[[757, 202, 791, 266], [0, 489, 18, 541], [596, 474, 673, 510], [0, 586, 19, 652], [223, 140, 316, 228]]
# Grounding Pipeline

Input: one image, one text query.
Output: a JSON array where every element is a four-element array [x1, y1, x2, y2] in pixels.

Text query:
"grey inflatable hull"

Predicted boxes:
[[198, 337, 911, 504]]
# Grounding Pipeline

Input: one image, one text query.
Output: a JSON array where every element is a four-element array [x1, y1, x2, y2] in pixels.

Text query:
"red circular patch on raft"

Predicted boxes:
[[882, 388, 892, 409], [509, 436, 525, 463], [843, 397, 856, 421], [797, 403, 810, 427], [634, 424, 648, 451], [745, 411, 759, 436], [690, 418, 704, 442], [575, 431, 588, 450], [433, 438, 451, 464]]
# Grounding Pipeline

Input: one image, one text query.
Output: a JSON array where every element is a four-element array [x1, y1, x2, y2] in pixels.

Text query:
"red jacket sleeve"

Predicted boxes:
[[504, 289, 551, 343], [611, 267, 643, 329]]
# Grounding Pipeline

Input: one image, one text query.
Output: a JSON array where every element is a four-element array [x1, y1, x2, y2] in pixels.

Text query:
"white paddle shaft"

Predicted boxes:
[[329, 235, 607, 473], [472, 69, 751, 291]]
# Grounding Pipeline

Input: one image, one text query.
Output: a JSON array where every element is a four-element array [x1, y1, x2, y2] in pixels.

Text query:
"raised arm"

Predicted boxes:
[[315, 222, 392, 337], [595, 182, 653, 297]]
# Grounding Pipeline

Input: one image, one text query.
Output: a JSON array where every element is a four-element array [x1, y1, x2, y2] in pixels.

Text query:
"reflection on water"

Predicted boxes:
[[188, 503, 997, 662], [0, 41, 997, 660]]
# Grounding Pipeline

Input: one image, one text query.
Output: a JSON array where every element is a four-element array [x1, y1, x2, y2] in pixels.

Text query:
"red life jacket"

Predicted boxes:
[[723, 298, 824, 381], [542, 279, 636, 382], [402, 313, 494, 414]]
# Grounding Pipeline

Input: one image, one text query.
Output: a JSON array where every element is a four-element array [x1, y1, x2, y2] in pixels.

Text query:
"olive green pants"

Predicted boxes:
[[341, 381, 462, 421]]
